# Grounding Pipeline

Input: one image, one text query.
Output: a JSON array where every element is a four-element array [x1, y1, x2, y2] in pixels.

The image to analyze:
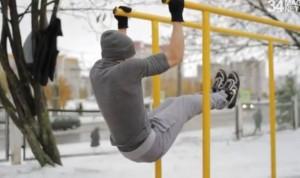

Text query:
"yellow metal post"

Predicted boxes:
[[202, 11, 211, 178], [268, 42, 277, 178], [151, 20, 162, 178]]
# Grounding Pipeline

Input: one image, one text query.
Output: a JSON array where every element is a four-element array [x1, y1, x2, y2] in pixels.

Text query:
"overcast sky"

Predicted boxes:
[[12, 1, 300, 78]]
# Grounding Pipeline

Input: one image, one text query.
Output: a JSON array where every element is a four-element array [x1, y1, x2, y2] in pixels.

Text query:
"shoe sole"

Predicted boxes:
[[212, 69, 227, 93], [227, 71, 240, 109]]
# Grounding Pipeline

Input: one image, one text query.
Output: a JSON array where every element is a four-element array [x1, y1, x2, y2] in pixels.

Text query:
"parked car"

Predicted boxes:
[[50, 115, 81, 131], [241, 103, 255, 110]]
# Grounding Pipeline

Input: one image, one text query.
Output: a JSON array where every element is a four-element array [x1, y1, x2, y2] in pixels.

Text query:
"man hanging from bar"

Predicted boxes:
[[90, 0, 240, 162]]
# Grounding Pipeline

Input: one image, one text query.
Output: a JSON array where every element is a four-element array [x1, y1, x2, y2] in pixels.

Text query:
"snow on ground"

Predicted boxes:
[[1, 128, 300, 178]]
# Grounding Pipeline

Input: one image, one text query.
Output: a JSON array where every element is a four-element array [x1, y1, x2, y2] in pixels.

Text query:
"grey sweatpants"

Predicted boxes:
[[120, 91, 228, 162]]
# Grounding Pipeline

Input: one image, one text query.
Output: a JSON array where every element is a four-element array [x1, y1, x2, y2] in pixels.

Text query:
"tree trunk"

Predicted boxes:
[[34, 84, 62, 165], [0, 0, 62, 166]]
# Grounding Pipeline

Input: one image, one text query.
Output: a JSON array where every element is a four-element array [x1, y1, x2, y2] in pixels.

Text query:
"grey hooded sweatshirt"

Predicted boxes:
[[90, 30, 170, 151]]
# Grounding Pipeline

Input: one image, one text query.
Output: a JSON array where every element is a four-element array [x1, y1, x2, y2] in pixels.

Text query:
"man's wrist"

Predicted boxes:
[[118, 20, 128, 29], [118, 29, 127, 34], [171, 14, 184, 22], [172, 22, 183, 25]]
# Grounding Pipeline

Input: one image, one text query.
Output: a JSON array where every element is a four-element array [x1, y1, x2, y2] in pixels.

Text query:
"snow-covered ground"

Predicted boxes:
[[1, 128, 300, 178]]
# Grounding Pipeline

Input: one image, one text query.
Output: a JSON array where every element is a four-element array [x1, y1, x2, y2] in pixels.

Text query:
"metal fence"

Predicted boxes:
[[23, 109, 113, 160], [1, 100, 299, 161], [237, 100, 298, 139], [0, 106, 9, 162]]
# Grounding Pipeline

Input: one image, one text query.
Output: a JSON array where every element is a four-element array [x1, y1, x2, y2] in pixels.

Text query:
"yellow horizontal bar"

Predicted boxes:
[[182, 1, 300, 33], [114, 8, 289, 44], [211, 27, 288, 44]]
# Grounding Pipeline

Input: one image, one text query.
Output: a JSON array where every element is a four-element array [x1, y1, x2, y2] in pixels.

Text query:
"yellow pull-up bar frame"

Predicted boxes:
[[114, 1, 298, 177], [165, 1, 299, 178], [115, 7, 289, 178], [114, 9, 289, 44]]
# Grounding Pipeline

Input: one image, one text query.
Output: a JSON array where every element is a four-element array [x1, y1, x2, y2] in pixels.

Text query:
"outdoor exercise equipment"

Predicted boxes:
[[114, 0, 300, 177]]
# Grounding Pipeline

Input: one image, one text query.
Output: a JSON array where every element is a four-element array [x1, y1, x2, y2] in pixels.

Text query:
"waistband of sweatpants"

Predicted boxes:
[[120, 129, 156, 161]]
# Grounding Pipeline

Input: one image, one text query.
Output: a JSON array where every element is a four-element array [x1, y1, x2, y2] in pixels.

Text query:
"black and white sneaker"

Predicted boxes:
[[212, 69, 227, 93], [224, 71, 240, 109]]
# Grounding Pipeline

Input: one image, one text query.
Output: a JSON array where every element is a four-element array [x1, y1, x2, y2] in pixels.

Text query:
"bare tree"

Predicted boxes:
[[246, 0, 300, 49], [0, 0, 61, 166]]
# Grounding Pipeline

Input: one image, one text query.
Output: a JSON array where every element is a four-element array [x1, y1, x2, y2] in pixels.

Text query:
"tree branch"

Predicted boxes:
[[50, 0, 59, 20], [0, 48, 24, 129], [0, 84, 23, 129], [18, 3, 32, 22], [8, 0, 33, 82], [46, 0, 55, 6], [247, 0, 300, 49], [40, 0, 47, 30], [8, 0, 37, 119]]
